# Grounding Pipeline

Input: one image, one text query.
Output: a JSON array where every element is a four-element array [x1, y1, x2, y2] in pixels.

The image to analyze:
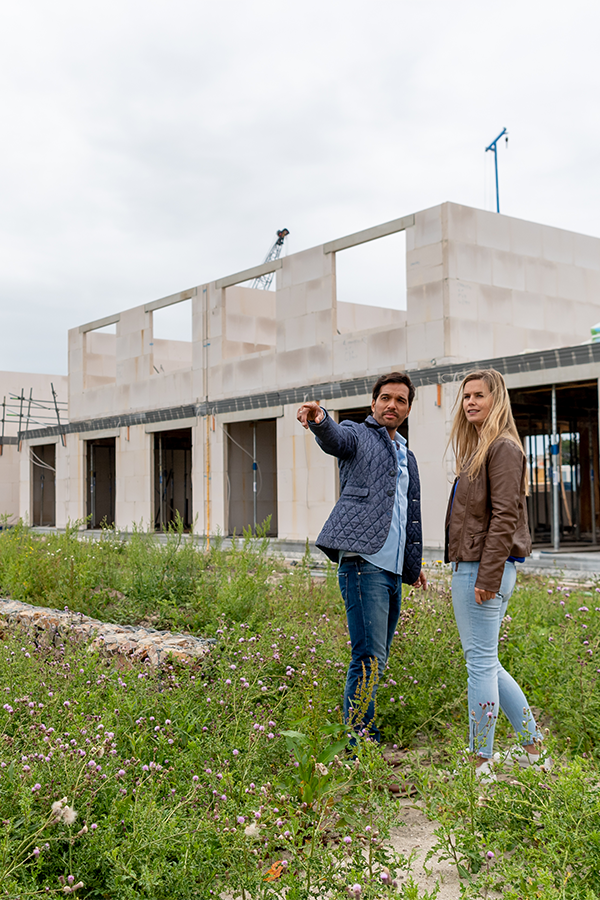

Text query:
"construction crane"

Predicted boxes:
[[250, 229, 289, 290]]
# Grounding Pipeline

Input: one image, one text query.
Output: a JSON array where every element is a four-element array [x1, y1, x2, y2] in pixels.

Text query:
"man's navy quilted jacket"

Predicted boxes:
[[308, 412, 423, 584]]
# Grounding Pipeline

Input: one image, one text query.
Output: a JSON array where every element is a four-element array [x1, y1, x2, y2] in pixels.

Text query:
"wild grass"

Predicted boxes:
[[0, 522, 598, 898]]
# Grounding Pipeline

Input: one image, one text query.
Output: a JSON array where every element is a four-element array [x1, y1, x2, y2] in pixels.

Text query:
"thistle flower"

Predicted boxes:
[[62, 806, 77, 826]]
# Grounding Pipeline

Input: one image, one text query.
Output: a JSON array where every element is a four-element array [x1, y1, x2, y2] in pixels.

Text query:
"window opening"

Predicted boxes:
[[335, 231, 407, 335]]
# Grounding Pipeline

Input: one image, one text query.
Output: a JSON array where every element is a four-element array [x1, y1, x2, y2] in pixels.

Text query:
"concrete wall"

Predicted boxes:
[[404, 203, 600, 369], [15, 202, 600, 548]]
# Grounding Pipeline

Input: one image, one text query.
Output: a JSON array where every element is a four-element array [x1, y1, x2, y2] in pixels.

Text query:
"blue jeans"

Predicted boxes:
[[452, 560, 542, 758], [338, 558, 402, 741]]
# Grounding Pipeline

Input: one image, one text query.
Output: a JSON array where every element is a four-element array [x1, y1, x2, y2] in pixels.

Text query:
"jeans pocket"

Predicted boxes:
[[338, 572, 349, 604]]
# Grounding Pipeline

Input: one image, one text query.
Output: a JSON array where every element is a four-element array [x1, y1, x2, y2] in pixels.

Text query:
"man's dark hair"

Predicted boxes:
[[372, 372, 415, 407]]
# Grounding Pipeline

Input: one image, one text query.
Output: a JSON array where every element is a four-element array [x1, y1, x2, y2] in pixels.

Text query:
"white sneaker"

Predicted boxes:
[[503, 745, 553, 772], [453, 751, 500, 783], [475, 758, 497, 784]]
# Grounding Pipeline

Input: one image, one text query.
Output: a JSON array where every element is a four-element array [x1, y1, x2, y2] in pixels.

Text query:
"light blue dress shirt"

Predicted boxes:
[[359, 434, 409, 575]]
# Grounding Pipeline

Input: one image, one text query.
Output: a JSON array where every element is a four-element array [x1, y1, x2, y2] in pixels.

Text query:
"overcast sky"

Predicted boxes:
[[1, 0, 599, 375]]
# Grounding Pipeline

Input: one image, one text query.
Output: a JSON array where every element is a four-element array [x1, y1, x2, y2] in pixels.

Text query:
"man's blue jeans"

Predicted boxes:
[[452, 560, 542, 758], [338, 558, 402, 741]]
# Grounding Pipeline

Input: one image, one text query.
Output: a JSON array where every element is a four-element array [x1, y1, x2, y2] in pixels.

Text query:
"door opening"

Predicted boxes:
[[31, 444, 56, 526], [154, 428, 192, 531], [226, 419, 278, 536], [510, 381, 599, 547], [86, 438, 116, 528]]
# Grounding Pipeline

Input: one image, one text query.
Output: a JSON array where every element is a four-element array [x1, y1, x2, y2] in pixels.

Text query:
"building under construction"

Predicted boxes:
[[3, 201, 600, 554]]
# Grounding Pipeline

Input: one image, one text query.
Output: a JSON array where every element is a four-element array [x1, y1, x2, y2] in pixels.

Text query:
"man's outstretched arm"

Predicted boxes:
[[296, 401, 358, 459]]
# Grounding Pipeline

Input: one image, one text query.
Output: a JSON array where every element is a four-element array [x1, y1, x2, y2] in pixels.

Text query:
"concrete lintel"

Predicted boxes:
[[145, 417, 197, 433], [144, 288, 196, 314], [215, 259, 282, 290], [79, 313, 121, 334], [329, 394, 372, 412], [503, 364, 600, 391], [24, 436, 60, 447], [217, 406, 284, 425], [323, 214, 415, 255], [78, 428, 121, 441]]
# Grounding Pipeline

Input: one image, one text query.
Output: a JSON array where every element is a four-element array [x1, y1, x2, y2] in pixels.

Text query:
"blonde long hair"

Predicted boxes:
[[448, 369, 525, 481]]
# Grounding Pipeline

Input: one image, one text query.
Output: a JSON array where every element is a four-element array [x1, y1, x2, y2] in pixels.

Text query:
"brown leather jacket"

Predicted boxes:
[[444, 437, 532, 593]]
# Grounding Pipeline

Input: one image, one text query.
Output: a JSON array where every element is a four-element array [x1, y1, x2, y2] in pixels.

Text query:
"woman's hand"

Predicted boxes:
[[474, 587, 496, 605]]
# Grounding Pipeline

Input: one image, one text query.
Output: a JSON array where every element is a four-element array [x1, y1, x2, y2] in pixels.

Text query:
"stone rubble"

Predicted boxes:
[[0, 598, 214, 666]]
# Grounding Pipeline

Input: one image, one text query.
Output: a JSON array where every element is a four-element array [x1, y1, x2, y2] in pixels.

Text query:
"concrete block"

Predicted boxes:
[[306, 276, 335, 314], [406, 319, 445, 365], [233, 356, 269, 394], [413, 205, 443, 247], [407, 240, 444, 285], [275, 286, 302, 321], [118, 305, 150, 336], [477, 284, 513, 326], [276, 467, 294, 504], [542, 225, 574, 264], [307, 343, 333, 381], [276, 349, 311, 388], [556, 263, 585, 301], [406, 279, 445, 327], [523, 257, 544, 294], [284, 313, 317, 353], [543, 296, 574, 334], [446, 202, 478, 244], [333, 336, 368, 376], [491, 249, 525, 290], [523, 327, 568, 352], [447, 279, 478, 321], [366, 327, 407, 372], [336, 302, 405, 334], [511, 290, 544, 330], [492, 323, 527, 357], [509, 218, 543, 258], [445, 318, 492, 361], [476, 209, 511, 251], [225, 285, 276, 319], [584, 268, 600, 299], [447, 242, 492, 285], [281, 245, 332, 290], [573, 233, 600, 270], [539, 261, 558, 297]]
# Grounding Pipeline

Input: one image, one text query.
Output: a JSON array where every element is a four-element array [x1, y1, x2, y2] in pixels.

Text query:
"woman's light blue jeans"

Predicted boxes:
[[452, 560, 542, 758]]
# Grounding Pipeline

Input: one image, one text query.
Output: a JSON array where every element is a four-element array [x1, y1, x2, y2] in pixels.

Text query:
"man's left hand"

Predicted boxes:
[[412, 569, 427, 589]]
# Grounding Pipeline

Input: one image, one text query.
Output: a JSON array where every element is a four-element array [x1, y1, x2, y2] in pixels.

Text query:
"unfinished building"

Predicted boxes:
[[6, 201, 600, 553]]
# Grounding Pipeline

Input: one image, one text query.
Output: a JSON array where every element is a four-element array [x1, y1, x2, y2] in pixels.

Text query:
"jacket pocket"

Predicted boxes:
[[343, 486, 369, 498], [467, 530, 487, 554]]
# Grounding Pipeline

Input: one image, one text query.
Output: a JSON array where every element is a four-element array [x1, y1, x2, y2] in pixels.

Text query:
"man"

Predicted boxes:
[[297, 373, 426, 741]]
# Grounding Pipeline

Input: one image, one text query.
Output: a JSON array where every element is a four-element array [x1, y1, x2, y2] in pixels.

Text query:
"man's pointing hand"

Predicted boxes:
[[297, 401, 325, 429]]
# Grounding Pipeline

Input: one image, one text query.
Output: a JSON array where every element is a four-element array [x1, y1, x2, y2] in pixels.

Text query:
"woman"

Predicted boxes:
[[445, 369, 549, 779]]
